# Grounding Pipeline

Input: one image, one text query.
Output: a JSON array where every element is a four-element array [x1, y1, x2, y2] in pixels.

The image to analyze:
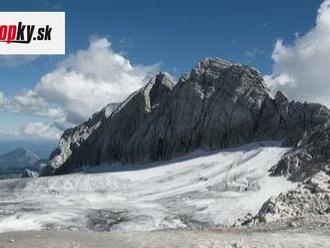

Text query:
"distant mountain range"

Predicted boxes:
[[0, 148, 42, 178], [0, 139, 57, 159]]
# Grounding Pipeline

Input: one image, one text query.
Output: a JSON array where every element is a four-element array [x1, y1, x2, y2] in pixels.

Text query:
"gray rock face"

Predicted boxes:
[[256, 92, 330, 146], [41, 102, 119, 175], [271, 121, 330, 181], [43, 58, 330, 175]]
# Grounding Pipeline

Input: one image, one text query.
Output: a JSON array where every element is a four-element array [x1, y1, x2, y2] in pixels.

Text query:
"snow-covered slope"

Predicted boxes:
[[0, 142, 295, 233]]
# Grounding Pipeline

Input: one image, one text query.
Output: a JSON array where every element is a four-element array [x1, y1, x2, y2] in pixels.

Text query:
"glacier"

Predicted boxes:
[[0, 142, 296, 233]]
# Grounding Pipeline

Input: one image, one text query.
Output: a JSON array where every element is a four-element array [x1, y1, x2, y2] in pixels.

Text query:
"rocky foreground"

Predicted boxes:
[[1, 218, 330, 248]]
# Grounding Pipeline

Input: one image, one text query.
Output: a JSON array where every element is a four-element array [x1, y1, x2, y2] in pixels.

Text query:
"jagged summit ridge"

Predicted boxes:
[[185, 57, 266, 89], [43, 57, 330, 175], [194, 57, 232, 71]]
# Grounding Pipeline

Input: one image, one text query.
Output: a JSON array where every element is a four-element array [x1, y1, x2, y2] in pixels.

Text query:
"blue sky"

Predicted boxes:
[[0, 0, 328, 139]]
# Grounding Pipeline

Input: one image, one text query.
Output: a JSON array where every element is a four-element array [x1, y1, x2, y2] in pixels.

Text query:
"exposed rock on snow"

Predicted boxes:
[[43, 58, 330, 175], [247, 122, 330, 224], [271, 121, 330, 181], [249, 171, 330, 224], [21, 169, 39, 178]]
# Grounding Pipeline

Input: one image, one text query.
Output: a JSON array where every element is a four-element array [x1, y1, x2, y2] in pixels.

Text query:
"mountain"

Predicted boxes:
[[0, 148, 40, 172], [42, 58, 330, 175], [0, 139, 57, 159], [0, 57, 329, 231]]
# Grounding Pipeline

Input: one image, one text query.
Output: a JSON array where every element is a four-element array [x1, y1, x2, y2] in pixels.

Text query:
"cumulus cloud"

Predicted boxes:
[[1, 90, 64, 120], [17, 122, 61, 140], [0, 38, 159, 126], [265, 0, 330, 107]]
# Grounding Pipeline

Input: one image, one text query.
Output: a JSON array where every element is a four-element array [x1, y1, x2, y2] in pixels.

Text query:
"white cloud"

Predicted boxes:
[[266, 0, 330, 107], [0, 38, 160, 126], [0, 92, 7, 105], [0, 90, 65, 125], [245, 47, 265, 58], [17, 122, 61, 140]]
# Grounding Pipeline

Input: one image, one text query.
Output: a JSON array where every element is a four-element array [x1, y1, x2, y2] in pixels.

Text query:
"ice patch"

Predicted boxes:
[[0, 142, 296, 233]]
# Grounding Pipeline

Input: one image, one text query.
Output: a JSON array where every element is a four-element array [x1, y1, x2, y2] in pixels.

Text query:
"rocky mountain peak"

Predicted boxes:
[[154, 72, 174, 88], [195, 57, 232, 71], [181, 57, 269, 102], [43, 57, 330, 175], [188, 57, 232, 83], [141, 72, 174, 112], [192, 57, 262, 79]]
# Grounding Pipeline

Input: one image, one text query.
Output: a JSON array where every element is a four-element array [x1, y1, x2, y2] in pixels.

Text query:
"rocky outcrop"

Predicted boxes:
[[43, 58, 330, 175], [248, 170, 330, 224], [21, 169, 39, 178], [246, 121, 330, 224], [271, 121, 330, 181]]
